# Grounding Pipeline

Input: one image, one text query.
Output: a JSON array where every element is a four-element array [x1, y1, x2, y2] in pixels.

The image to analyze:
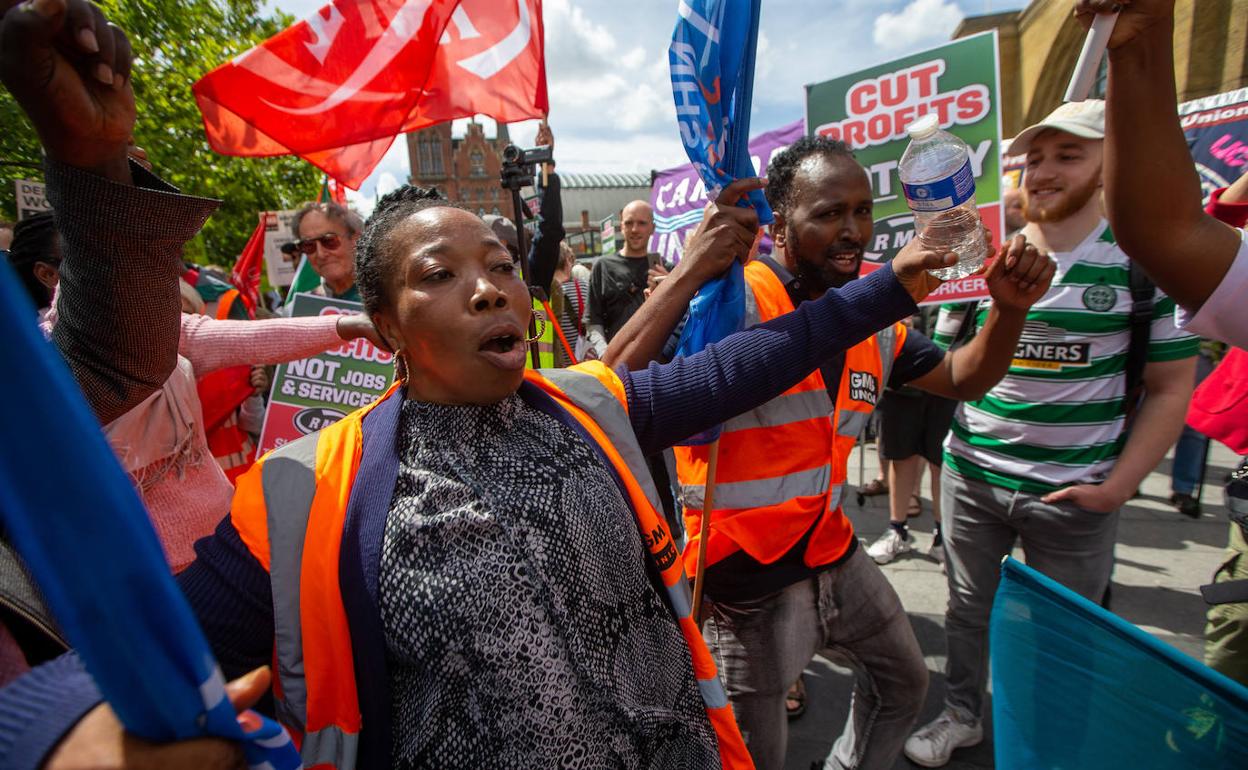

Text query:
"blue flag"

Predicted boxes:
[[669, 0, 770, 443], [0, 260, 301, 769], [991, 557, 1248, 769]]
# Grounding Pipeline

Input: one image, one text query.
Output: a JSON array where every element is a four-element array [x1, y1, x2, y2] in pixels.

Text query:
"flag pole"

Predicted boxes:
[[691, 436, 721, 622], [540, 115, 550, 188]]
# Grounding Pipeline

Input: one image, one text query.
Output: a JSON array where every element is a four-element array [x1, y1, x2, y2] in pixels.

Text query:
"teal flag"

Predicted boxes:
[[991, 557, 1248, 768]]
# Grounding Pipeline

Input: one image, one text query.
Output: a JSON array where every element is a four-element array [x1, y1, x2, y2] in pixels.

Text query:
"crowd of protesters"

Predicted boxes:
[[0, 0, 1246, 769]]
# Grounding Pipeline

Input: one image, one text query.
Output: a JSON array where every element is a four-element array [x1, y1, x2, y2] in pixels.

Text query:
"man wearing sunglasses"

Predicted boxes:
[[283, 202, 364, 303]]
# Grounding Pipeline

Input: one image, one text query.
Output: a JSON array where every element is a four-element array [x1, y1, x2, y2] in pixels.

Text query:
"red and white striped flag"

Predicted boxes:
[[193, 0, 549, 189]]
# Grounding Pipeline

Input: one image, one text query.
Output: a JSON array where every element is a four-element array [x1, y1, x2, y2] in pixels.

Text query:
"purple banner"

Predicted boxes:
[[649, 119, 804, 265], [1181, 87, 1248, 203]]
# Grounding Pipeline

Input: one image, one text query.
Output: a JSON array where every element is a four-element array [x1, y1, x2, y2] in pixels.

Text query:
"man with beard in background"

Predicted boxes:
[[907, 100, 1198, 768], [605, 135, 1055, 769]]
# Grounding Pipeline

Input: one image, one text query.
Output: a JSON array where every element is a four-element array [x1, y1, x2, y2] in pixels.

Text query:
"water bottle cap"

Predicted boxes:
[[907, 114, 940, 140]]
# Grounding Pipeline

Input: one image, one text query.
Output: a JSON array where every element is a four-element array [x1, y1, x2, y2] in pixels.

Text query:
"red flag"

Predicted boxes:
[[193, 0, 548, 189], [318, 175, 349, 204], [231, 214, 266, 315]]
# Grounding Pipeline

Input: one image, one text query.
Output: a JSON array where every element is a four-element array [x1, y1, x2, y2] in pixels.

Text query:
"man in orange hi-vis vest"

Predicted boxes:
[[606, 136, 1055, 770]]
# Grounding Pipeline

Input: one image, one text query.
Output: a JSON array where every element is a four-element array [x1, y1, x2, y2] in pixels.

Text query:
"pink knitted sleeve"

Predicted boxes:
[[179, 313, 345, 375]]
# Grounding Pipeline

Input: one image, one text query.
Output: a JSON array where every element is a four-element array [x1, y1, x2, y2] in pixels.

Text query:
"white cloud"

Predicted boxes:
[[263, 0, 1024, 194], [376, 171, 400, 197], [873, 0, 964, 50], [344, 139, 410, 218]]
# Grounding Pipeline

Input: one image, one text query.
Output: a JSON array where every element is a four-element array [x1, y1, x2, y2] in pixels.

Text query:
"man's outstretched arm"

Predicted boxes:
[[910, 236, 1055, 401], [1085, 0, 1241, 310], [604, 178, 765, 370]]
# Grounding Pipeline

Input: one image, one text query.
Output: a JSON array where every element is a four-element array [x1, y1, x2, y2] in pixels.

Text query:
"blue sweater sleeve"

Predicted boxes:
[[179, 518, 276, 683], [622, 265, 916, 455], [0, 520, 274, 769], [0, 652, 101, 770]]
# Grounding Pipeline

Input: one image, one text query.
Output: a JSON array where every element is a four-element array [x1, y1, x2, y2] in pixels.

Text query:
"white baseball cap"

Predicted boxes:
[[1007, 99, 1105, 155]]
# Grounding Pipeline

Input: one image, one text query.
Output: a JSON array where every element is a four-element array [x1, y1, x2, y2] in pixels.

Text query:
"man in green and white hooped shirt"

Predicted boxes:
[[905, 100, 1199, 768]]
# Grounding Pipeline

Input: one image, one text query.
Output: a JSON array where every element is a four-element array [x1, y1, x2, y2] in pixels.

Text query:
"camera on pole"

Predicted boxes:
[[498, 143, 553, 284], [499, 143, 553, 368]]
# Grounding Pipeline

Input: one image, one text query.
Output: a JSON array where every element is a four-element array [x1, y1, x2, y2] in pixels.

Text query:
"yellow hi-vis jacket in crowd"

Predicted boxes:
[[230, 362, 753, 770], [525, 295, 556, 369], [675, 260, 906, 575]]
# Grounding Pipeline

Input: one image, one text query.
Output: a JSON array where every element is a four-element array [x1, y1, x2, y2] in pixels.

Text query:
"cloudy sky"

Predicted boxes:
[[266, 0, 1028, 213]]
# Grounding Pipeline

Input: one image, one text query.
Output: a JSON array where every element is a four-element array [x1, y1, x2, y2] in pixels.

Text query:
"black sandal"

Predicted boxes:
[[860, 478, 889, 497]]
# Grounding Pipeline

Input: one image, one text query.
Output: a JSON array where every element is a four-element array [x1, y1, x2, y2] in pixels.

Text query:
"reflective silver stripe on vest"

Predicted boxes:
[[260, 434, 321, 735], [541, 368, 729, 719], [698, 677, 730, 709], [723, 389, 833, 433], [876, 325, 898, 389], [301, 724, 360, 769], [826, 484, 844, 512], [835, 326, 898, 439], [837, 409, 869, 439], [667, 573, 694, 620], [541, 369, 666, 517], [681, 462, 832, 511]]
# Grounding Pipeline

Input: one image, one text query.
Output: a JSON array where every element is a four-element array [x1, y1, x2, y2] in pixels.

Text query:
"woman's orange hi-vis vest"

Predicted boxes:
[[230, 363, 753, 770], [674, 261, 905, 574]]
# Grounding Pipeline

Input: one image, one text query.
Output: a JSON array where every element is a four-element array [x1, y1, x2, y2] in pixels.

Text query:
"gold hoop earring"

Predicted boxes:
[[393, 351, 409, 386], [523, 310, 548, 344]]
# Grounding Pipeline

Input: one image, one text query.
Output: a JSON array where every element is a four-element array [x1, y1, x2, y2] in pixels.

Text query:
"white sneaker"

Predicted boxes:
[[904, 706, 983, 767], [928, 537, 945, 563], [866, 527, 912, 564]]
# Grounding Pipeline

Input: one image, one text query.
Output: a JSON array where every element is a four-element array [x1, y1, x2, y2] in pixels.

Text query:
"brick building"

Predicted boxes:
[[405, 120, 514, 219], [954, 0, 1248, 138]]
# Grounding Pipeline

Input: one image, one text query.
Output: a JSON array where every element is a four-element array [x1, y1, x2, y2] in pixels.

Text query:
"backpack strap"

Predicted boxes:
[[950, 300, 981, 349], [1124, 262, 1155, 420]]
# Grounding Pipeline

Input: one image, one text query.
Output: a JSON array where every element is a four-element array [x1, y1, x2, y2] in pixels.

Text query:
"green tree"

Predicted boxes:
[[0, 0, 321, 263]]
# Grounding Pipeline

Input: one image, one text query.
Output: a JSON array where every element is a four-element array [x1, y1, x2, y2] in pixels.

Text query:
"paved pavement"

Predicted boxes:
[[782, 439, 1241, 770]]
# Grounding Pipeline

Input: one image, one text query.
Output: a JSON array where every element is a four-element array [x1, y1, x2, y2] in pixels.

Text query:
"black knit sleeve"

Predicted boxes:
[[623, 266, 917, 455]]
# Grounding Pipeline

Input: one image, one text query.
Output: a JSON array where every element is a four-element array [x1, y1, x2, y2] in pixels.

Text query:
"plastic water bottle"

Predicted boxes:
[[898, 114, 988, 280]]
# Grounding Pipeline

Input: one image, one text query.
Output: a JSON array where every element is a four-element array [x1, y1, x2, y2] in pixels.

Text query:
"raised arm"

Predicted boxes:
[[909, 235, 1055, 401], [605, 178, 766, 370], [1, 0, 217, 425], [1080, 0, 1242, 309], [623, 244, 955, 455], [526, 123, 564, 295]]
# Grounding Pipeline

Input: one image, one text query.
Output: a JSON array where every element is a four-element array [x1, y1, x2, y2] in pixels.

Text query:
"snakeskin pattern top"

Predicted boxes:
[[380, 394, 720, 769]]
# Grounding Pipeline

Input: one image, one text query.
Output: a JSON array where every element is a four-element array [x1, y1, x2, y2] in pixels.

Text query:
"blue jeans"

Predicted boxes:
[[703, 545, 928, 769]]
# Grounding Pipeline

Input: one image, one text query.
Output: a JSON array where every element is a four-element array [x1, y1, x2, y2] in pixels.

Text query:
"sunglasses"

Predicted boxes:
[[281, 232, 344, 257]]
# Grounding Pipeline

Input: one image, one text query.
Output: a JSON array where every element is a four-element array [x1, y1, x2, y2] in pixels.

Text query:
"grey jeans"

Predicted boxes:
[[941, 465, 1120, 719], [703, 544, 928, 770]]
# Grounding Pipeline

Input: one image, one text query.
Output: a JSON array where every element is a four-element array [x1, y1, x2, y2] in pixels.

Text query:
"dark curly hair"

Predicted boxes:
[[6, 212, 60, 310], [354, 185, 460, 317], [765, 135, 855, 217]]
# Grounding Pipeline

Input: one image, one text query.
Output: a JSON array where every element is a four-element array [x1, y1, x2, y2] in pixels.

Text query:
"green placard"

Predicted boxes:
[[601, 215, 617, 256], [805, 31, 1003, 268], [257, 293, 394, 454]]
